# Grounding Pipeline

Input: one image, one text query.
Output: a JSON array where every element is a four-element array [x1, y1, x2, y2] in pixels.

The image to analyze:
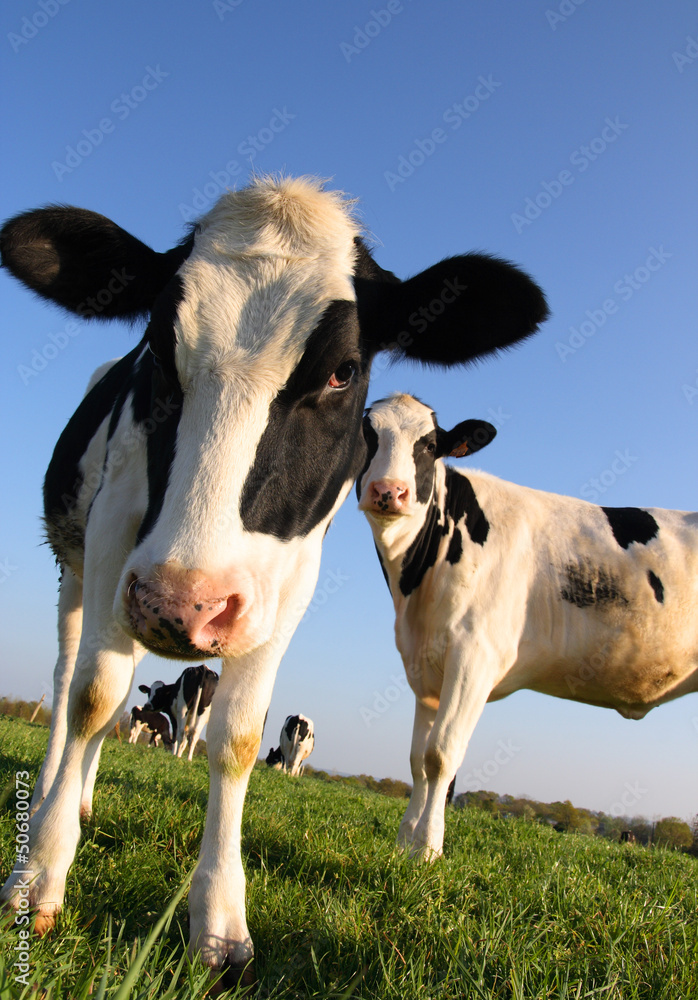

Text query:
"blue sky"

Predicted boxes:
[[2, 0, 696, 821]]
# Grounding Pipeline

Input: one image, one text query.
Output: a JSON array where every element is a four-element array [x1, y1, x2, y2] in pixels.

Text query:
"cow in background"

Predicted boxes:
[[1, 176, 547, 988], [358, 394, 698, 862], [265, 746, 284, 770], [128, 705, 172, 747], [140, 664, 218, 760], [280, 714, 315, 775]]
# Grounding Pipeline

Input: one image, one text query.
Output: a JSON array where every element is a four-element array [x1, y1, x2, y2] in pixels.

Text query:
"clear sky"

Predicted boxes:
[[1, 0, 696, 822]]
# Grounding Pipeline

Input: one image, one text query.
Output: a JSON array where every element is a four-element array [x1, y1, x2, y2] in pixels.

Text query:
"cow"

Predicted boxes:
[[139, 664, 219, 760], [0, 176, 547, 990], [619, 830, 637, 844], [358, 393, 698, 862], [128, 705, 172, 747], [265, 746, 284, 769], [279, 714, 314, 775]]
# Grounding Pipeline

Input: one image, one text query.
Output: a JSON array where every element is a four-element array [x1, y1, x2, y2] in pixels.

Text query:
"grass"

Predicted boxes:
[[1, 716, 697, 999]]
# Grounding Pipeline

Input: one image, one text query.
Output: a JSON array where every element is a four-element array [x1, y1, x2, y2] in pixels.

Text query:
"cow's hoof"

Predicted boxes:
[[34, 910, 58, 936], [209, 956, 256, 996]]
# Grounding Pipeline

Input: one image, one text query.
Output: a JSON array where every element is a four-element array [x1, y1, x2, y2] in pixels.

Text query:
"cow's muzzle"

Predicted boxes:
[[360, 479, 411, 516], [122, 563, 255, 658]]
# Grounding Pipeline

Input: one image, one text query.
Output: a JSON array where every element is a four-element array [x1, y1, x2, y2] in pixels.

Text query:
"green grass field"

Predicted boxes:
[[1, 716, 696, 999]]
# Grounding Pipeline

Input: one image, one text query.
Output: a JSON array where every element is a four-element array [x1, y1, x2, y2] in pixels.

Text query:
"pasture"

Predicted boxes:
[[1, 716, 696, 999]]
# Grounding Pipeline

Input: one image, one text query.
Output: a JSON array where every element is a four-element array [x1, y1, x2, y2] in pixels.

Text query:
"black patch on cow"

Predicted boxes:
[[284, 715, 310, 742], [601, 507, 659, 550], [560, 562, 629, 609], [43, 346, 144, 559], [413, 428, 438, 504], [647, 570, 664, 604], [133, 278, 186, 544], [446, 528, 463, 564], [356, 414, 380, 501], [399, 502, 447, 596], [444, 468, 489, 546], [241, 300, 371, 539], [397, 468, 489, 596]]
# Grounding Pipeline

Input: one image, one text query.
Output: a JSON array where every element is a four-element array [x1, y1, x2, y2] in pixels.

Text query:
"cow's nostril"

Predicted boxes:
[[207, 595, 242, 632]]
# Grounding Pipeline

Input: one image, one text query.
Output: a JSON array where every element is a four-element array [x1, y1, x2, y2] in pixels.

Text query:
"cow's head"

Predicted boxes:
[[2, 177, 547, 661], [138, 681, 166, 712], [358, 393, 496, 541]]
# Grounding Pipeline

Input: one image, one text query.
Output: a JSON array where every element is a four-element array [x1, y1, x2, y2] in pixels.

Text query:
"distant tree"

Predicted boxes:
[[627, 820, 652, 846], [690, 815, 698, 856], [653, 817, 692, 850]]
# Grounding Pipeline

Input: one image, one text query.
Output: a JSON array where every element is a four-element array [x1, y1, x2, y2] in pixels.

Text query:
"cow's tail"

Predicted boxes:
[[289, 729, 303, 776], [182, 680, 205, 757]]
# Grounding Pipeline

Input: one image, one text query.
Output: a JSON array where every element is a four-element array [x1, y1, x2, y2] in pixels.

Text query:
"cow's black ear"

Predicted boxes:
[[138, 684, 151, 695], [437, 420, 497, 459], [356, 253, 548, 366], [0, 206, 193, 320]]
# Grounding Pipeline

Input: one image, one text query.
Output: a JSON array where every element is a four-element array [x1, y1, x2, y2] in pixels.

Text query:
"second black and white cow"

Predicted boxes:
[[265, 746, 284, 769], [128, 705, 172, 747], [139, 664, 219, 760], [358, 394, 698, 860], [279, 714, 315, 775], [1, 177, 547, 988]]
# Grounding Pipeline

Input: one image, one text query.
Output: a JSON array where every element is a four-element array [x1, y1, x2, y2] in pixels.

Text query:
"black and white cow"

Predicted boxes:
[[139, 664, 219, 760], [265, 745, 284, 769], [128, 705, 172, 747], [358, 394, 698, 860], [0, 177, 547, 988], [279, 713, 315, 775]]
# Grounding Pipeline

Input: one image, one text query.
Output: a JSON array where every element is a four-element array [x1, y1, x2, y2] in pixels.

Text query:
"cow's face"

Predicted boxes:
[[2, 177, 547, 662], [138, 681, 165, 712], [358, 394, 495, 544]]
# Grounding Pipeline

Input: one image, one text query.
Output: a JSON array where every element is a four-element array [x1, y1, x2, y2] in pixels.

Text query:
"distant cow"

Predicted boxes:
[[619, 830, 637, 844], [128, 705, 172, 747], [279, 714, 315, 776], [139, 664, 219, 760], [265, 746, 284, 770], [358, 394, 698, 861]]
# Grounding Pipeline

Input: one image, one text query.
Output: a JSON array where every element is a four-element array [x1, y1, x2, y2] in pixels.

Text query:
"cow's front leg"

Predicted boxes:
[[30, 567, 83, 815], [409, 650, 495, 861], [188, 651, 278, 992], [397, 698, 436, 849], [1, 621, 137, 932]]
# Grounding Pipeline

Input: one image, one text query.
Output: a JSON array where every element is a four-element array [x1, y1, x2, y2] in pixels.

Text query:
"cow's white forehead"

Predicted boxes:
[[369, 394, 436, 440], [174, 177, 362, 387]]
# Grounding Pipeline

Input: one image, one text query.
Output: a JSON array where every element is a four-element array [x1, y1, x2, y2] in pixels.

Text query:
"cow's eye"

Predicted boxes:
[[328, 360, 358, 389], [426, 441, 436, 454]]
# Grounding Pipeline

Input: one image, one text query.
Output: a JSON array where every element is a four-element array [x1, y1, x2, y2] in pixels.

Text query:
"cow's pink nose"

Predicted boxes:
[[124, 564, 248, 656], [367, 480, 409, 514]]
